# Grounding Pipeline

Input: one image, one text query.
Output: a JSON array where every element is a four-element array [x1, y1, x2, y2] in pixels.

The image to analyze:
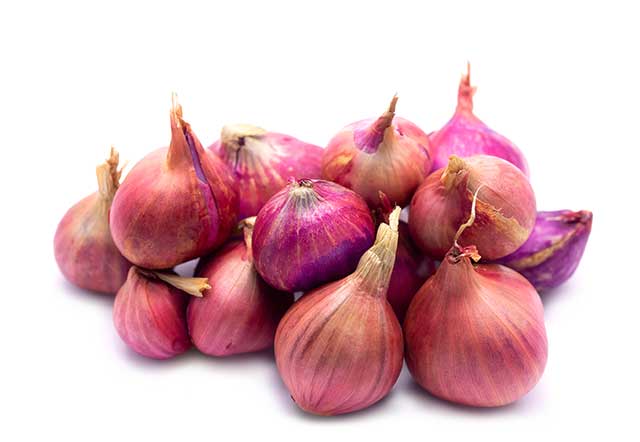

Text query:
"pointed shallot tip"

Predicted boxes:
[[170, 92, 184, 127], [388, 95, 399, 114]]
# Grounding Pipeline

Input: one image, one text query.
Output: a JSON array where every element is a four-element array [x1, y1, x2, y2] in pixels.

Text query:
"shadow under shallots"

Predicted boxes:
[[538, 280, 577, 311]]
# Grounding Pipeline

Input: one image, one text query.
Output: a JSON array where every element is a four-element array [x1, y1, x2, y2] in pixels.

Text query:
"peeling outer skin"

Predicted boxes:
[[110, 111, 238, 269], [428, 66, 529, 177], [113, 267, 191, 359], [188, 239, 294, 356], [252, 180, 375, 293], [54, 193, 132, 293], [404, 251, 547, 407], [498, 210, 593, 291], [210, 125, 323, 219], [409, 155, 536, 260], [322, 105, 433, 208]]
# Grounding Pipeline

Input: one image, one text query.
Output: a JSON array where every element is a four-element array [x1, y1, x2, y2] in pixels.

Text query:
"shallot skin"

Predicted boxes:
[[387, 223, 437, 322], [210, 125, 323, 219], [252, 179, 375, 292], [429, 65, 529, 176], [409, 155, 536, 260], [499, 210, 593, 291], [404, 253, 548, 407], [110, 102, 238, 269], [322, 97, 433, 208], [113, 268, 191, 360], [188, 239, 294, 356], [275, 283, 403, 415], [55, 192, 132, 293]]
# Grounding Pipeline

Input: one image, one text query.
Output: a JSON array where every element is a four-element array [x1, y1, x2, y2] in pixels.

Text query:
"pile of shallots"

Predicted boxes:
[[54, 66, 592, 415]]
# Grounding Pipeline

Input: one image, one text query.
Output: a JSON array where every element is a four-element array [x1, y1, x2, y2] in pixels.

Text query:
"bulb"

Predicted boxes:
[[404, 194, 547, 407], [210, 124, 323, 219], [499, 210, 593, 291], [113, 267, 209, 359], [188, 218, 294, 356], [54, 147, 132, 293], [275, 207, 404, 415], [409, 155, 536, 260], [429, 63, 530, 176], [322, 95, 433, 208], [252, 179, 375, 292], [110, 95, 238, 269]]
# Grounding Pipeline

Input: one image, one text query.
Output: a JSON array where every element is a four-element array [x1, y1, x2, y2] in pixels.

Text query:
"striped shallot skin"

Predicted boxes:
[[404, 249, 548, 407], [275, 208, 403, 416], [113, 268, 191, 360], [252, 179, 375, 292]]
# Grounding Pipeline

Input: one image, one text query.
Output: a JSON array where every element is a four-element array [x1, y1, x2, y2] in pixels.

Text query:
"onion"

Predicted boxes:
[[274, 207, 404, 415], [113, 268, 209, 359], [404, 195, 547, 407], [210, 124, 323, 218], [252, 179, 375, 292], [499, 210, 593, 291], [429, 64, 529, 176], [109, 95, 238, 269], [409, 154, 536, 260], [322, 96, 432, 208], [54, 147, 132, 293], [187, 218, 294, 356]]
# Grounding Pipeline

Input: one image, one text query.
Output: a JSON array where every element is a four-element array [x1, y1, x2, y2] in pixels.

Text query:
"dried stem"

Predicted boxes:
[[240, 217, 257, 252], [353, 206, 401, 297], [138, 268, 210, 297], [96, 146, 123, 202], [373, 95, 398, 133]]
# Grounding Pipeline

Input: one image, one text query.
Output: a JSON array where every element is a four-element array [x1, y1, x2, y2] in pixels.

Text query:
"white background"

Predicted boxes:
[[1, 1, 638, 440]]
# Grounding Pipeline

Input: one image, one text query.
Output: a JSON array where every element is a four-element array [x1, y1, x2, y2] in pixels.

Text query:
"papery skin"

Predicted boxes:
[[429, 64, 529, 176], [322, 96, 433, 208], [275, 210, 404, 415], [210, 124, 323, 219], [188, 239, 294, 356], [110, 101, 238, 269], [387, 223, 437, 323], [55, 194, 132, 293], [499, 210, 593, 291], [113, 268, 191, 359], [252, 179, 375, 292], [54, 149, 132, 293], [409, 155, 536, 260], [404, 249, 548, 407]]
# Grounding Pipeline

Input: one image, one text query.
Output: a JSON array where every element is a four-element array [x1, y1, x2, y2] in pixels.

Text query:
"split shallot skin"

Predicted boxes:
[[499, 210, 593, 291], [113, 268, 209, 359], [409, 154, 536, 260], [109, 96, 238, 269], [210, 124, 323, 219], [188, 218, 294, 356], [275, 208, 404, 416], [322, 96, 432, 208], [54, 148, 132, 293], [252, 179, 375, 293], [429, 64, 530, 177], [404, 245, 548, 407]]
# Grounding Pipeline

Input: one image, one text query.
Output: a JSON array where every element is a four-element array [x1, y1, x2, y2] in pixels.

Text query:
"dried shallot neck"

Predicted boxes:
[[372, 95, 398, 133], [353, 206, 401, 296], [137, 268, 210, 297], [456, 62, 476, 113], [240, 216, 257, 254], [221, 124, 268, 153], [289, 179, 321, 209], [440, 155, 468, 190], [96, 146, 122, 205]]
